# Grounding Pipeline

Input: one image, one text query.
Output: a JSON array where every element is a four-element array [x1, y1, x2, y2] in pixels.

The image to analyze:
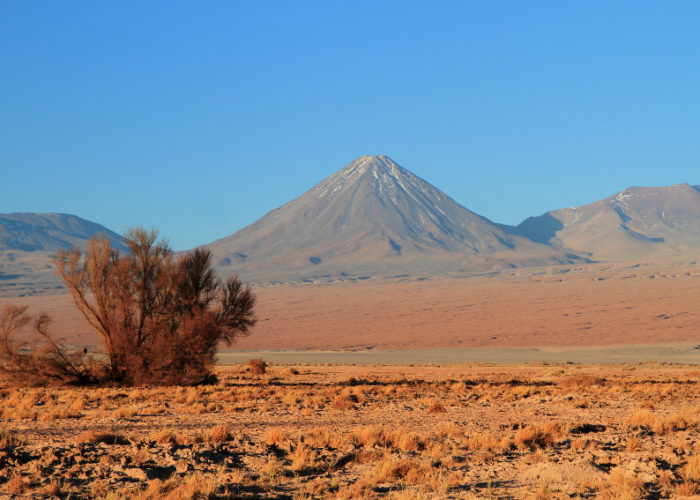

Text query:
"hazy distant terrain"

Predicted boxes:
[[6, 259, 699, 353], [0, 158, 698, 295], [0, 213, 125, 297]]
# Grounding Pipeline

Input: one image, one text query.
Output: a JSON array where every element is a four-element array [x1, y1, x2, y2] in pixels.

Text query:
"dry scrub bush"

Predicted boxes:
[[53, 228, 256, 386], [0, 304, 99, 385], [247, 358, 267, 374]]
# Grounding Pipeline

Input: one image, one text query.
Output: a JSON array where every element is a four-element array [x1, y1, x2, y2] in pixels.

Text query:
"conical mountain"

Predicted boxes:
[[205, 155, 582, 283], [514, 183, 700, 261]]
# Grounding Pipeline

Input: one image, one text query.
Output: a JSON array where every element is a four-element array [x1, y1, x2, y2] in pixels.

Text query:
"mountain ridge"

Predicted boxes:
[[0, 159, 698, 295], [0, 212, 126, 252], [513, 183, 700, 261]]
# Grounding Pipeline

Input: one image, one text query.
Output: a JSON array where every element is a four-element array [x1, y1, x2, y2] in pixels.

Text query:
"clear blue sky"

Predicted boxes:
[[2, 1, 699, 250]]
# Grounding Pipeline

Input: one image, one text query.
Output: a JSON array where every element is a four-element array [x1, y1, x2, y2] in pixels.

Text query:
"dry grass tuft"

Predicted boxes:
[[681, 455, 700, 482], [265, 428, 288, 446], [290, 443, 314, 472], [559, 374, 606, 388], [514, 424, 559, 451], [207, 424, 232, 443], [427, 399, 446, 413], [76, 430, 130, 445], [6, 475, 27, 494], [280, 366, 299, 376], [598, 468, 644, 499], [153, 429, 178, 445], [331, 393, 357, 410], [0, 429, 22, 448]]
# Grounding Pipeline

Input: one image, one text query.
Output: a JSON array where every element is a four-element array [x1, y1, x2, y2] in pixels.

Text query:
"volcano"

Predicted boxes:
[[204, 155, 582, 283]]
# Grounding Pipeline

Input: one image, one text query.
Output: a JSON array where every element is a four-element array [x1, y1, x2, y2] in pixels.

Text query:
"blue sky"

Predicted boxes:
[[2, 1, 699, 250]]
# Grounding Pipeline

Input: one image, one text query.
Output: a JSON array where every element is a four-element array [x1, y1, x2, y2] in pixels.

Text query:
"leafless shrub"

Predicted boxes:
[[53, 228, 256, 386], [0, 304, 99, 386]]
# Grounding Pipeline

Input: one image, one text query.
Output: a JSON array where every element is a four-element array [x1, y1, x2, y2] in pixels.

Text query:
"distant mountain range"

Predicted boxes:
[[0, 213, 125, 253], [1, 156, 698, 295], [0, 214, 125, 296], [512, 184, 700, 261]]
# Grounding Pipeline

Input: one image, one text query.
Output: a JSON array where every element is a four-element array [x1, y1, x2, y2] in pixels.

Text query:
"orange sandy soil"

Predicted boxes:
[[2, 260, 699, 351], [1, 363, 700, 499]]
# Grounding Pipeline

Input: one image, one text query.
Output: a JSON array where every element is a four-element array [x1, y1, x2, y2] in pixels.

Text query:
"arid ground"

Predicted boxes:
[[2, 363, 700, 499], [4, 260, 699, 354], [1, 260, 699, 498]]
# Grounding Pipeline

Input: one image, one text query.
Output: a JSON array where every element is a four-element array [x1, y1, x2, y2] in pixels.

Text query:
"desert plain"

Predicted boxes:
[[5, 259, 699, 354], [1, 259, 700, 499]]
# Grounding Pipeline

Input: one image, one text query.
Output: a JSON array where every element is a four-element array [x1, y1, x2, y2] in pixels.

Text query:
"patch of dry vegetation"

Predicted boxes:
[[0, 363, 699, 498], [0, 228, 256, 387]]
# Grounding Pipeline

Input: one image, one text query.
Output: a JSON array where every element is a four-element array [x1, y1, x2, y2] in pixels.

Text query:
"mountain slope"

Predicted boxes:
[[0, 213, 126, 297], [514, 184, 700, 261], [205, 155, 583, 283], [0, 213, 126, 252]]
